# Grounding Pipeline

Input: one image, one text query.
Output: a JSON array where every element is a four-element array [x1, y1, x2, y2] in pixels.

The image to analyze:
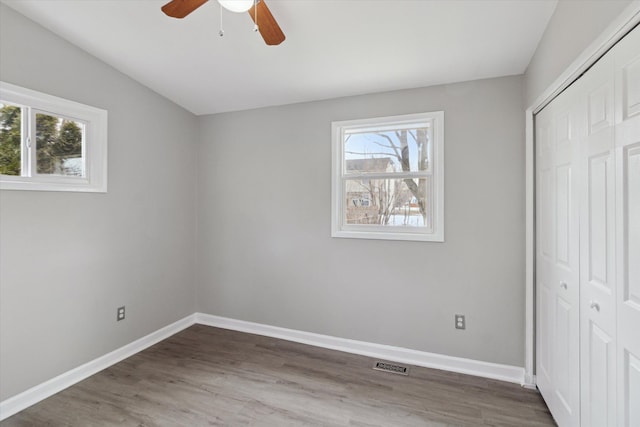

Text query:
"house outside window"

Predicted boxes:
[[332, 112, 444, 242]]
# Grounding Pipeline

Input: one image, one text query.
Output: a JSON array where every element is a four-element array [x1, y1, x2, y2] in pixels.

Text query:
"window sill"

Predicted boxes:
[[332, 228, 444, 242], [0, 177, 106, 193]]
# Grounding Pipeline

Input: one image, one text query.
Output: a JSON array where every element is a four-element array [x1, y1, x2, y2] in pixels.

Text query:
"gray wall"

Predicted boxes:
[[197, 76, 526, 367], [524, 0, 633, 106], [0, 4, 198, 400]]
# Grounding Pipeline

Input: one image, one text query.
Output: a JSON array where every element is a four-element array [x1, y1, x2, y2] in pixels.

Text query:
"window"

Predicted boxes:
[[0, 81, 107, 192], [332, 112, 444, 242]]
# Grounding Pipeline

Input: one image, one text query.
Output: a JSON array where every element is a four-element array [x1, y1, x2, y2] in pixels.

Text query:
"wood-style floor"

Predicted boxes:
[[1, 325, 555, 426]]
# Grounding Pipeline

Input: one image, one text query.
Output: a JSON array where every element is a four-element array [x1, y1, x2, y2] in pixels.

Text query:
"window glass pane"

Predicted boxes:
[[344, 177, 432, 227], [36, 113, 85, 176], [344, 126, 431, 174], [0, 103, 22, 176]]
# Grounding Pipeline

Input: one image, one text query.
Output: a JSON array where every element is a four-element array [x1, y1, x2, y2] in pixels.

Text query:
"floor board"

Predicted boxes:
[[1, 325, 555, 426]]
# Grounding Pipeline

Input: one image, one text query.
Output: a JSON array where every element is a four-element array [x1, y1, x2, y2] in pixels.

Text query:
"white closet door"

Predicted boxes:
[[536, 22, 640, 427], [614, 24, 640, 427], [579, 48, 617, 427], [536, 78, 582, 427], [536, 105, 555, 409]]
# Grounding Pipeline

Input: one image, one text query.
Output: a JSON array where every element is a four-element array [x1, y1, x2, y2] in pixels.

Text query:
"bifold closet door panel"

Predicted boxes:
[[579, 48, 617, 427], [535, 80, 581, 427], [536, 105, 556, 416], [535, 106, 555, 413], [614, 24, 640, 427]]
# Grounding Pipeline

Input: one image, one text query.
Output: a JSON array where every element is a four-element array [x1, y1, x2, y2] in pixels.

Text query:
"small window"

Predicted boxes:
[[0, 82, 107, 192], [332, 112, 444, 242]]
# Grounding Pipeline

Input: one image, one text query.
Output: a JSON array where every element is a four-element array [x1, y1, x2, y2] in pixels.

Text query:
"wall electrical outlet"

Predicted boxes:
[[455, 314, 465, 330], [117, 306, 125, 321]]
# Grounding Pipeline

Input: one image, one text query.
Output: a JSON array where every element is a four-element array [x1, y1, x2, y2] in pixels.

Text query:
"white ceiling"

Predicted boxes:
[[2, 0, 557, 115]]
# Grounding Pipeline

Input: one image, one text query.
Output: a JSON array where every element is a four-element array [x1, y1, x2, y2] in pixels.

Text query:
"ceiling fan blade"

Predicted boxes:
[[162, 0, 208, 18], [248, 0, 285, 46]]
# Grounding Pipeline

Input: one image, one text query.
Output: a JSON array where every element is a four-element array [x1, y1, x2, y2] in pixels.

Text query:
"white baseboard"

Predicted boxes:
[[1, 312, 530, 421], [523, 375, 537, 390], [0, 314, 195, 421], [195, 313, 526, 385]]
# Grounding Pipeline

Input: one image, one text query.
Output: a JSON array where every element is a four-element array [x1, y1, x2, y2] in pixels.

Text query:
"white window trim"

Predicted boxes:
[[331, 111, 444, 242], [0, 81, 108, 193]]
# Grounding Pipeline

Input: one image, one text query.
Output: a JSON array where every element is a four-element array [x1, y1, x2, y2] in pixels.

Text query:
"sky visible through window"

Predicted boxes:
[[344, 126, 429, 174], [341, 124, 432, 228]]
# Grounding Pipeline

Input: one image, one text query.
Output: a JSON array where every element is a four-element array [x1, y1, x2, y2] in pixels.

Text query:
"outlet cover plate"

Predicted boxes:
[[455, 314, 465, 329]]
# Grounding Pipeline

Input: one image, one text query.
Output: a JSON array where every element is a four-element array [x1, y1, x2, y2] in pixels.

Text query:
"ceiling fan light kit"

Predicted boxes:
[[161, 0, 285, 45], [217, 0, 254, 13]]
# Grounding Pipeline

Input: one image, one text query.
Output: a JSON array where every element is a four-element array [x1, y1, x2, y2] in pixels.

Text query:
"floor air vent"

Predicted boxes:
[[373, 361, 409, 375]]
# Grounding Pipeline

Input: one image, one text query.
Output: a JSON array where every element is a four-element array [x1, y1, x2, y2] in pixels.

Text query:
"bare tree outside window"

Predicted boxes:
[[344, 127, 432, 228], [332, 111, 444, 242]]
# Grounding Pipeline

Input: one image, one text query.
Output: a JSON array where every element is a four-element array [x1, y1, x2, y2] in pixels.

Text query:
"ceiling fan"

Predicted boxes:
[[161, 0, 285, 46]]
